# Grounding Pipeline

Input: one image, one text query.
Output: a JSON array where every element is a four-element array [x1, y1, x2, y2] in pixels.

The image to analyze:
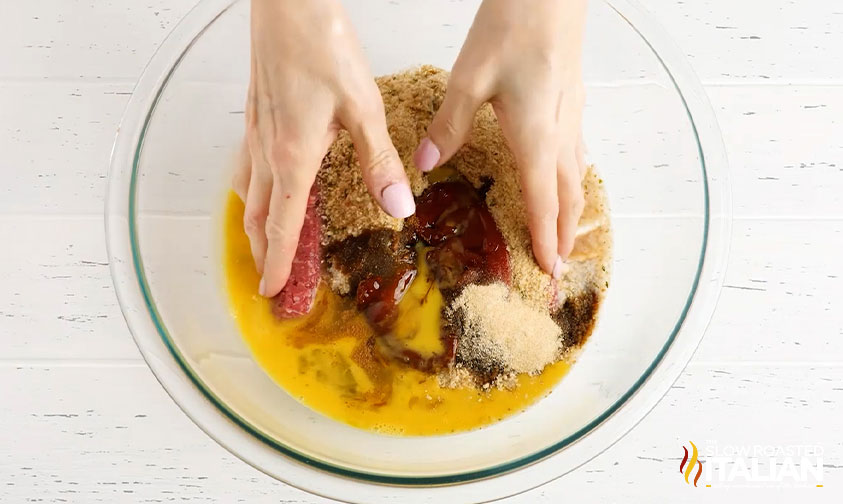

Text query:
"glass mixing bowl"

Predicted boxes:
[[106, 0, 731, 501]]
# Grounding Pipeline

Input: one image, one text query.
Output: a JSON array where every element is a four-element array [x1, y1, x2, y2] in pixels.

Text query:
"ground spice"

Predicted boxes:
[[449, 283, 561, 375]]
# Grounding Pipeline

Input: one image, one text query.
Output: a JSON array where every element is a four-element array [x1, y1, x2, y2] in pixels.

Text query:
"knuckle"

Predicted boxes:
[[526, 203, 559, 227], [264, 218, 287, 242], [342, 87, 386, 121], [532, 51, 557, 76], [432, 109, 471, 146], [276, 166, 314, 193], [570, 190, 585, 215], [339, 100, 364, 123], [245, 121, 260, 143], [360, 94, 387, 119], [269, 142, 305, 168], [448, 74, 484, 103], [439, 115, 463, 141], [268, 159, 286, 179], [243, 211, 264, 236], [364, 147, 400, 177]]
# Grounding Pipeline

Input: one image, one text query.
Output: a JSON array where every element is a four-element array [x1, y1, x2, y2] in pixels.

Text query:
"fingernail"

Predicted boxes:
[[258, 277, 266, 297], [381, 183, 416, 219], [413, 137, 440, 173], [551, 256, 566, 280]]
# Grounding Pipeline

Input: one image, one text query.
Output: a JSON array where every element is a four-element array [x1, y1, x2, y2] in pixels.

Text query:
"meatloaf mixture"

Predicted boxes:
[[270, 66, 611, 389]]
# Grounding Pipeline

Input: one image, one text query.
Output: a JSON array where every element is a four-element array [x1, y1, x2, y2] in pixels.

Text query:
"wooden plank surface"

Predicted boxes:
[[1, 365, 840, 502], [1, 0, 842, 501]]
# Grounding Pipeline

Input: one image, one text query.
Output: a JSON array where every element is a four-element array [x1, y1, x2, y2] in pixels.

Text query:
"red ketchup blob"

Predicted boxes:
[[347, 179, 512, 374], [355, 266, 417, 332], [414, 180, 510, 290]]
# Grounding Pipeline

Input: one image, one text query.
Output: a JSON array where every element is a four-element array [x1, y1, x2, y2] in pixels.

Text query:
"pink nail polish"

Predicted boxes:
[[413, 137, 441, 173], [381, 183, 416, 219], [551, 256, 565, 280]]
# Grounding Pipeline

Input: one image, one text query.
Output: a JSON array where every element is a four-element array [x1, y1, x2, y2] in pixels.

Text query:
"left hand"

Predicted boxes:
[[233, 0, 414, 298]]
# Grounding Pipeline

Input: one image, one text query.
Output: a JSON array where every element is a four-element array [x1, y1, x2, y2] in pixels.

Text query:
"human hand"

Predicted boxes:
[[413, 0, 587, 279], [233, 0, 415, 298]]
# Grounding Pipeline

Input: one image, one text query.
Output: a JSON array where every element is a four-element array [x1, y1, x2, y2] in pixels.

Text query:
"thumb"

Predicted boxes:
[[344, 109, 416, 219], [414, 87, 483, 172]]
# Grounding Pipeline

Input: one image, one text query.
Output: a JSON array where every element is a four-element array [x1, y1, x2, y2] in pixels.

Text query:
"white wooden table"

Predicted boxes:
[[1, 0, 841, 501]]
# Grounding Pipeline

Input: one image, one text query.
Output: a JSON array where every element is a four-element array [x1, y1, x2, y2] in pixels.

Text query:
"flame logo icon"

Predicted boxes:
[[680, 440, 703, 487]]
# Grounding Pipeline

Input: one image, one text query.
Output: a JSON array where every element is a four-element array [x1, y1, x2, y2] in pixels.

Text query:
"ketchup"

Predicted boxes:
[[415, 180, 510, 291], [355, 266, 417, 332], [338, 178, 511, 374]]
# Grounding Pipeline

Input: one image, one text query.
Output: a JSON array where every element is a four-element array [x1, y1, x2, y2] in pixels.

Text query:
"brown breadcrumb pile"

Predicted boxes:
[[318, 67, 447, 243], [318, 66, 612, 389]]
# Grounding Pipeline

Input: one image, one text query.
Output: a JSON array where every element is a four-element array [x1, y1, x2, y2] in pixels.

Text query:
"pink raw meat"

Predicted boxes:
[[271, 186, 322, 319]]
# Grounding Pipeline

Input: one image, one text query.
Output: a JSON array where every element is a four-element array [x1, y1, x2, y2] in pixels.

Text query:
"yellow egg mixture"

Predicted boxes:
[[223, 193, 570, 435]]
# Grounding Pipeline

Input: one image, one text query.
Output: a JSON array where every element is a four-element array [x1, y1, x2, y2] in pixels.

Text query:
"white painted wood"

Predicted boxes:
[[3, 0, 843, 84], [0, 365, 840, 502], [0, 82, 133, 215], [640, 0, 843, 84], [0, 217, 138, 360], [694, 220, 843, 363], [2, 0, 843, 501], [0, 0, 195, 81], [706, 86, 843, 218]]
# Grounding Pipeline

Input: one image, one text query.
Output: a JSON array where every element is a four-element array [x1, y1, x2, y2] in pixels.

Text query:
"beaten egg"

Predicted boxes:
[[224, 192, 570, 435]]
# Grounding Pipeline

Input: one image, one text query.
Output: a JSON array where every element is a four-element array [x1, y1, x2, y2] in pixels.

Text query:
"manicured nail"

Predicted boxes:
[[551, 256, 566, 280], [413, 137, 440, 173], [258, 277, 266, 297], [381, 183, 416, 219]]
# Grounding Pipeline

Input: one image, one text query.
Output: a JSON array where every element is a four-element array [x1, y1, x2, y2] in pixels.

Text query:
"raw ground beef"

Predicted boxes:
[[271, 185, 322, 318]]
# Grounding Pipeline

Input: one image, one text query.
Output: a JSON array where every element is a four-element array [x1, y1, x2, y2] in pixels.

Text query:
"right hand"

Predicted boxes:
[[233, 0, 415, 298], [413, 0, 588, 280]]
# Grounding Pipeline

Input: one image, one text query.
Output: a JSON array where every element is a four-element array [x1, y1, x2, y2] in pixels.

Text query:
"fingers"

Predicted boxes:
[[244, 117, 332, 298], [557, 153, 585, 261], [575, 130, 587, 180], [342, 100, 415, 219], [261, 161, 318, 298], [495, 100, 564, 278], [232, 138, 251, 201], [413, 83, 484, 172], [519, 149, 564, 279], [242, 147, 272, 276], [504, 126, 561, 278]]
